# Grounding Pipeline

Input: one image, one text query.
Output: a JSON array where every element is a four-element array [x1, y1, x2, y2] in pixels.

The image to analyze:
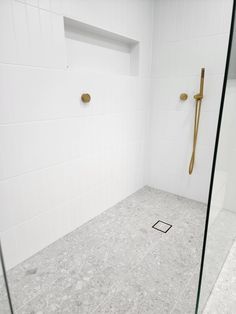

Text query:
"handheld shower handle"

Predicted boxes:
[[194, 67, 205, 100], [200, 67, 205, 97]]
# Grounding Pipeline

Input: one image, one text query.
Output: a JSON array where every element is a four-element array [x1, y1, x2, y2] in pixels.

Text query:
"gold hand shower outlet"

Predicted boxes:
[[194, 68, 205, 101], [189, 68, 205, 175]]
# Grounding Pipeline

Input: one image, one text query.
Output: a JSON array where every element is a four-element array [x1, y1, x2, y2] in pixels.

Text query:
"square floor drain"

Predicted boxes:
[[152, 220, 172, 233]]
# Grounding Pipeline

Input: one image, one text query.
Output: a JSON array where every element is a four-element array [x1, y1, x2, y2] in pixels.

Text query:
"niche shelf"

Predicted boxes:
[[64, 17, 139, 76]]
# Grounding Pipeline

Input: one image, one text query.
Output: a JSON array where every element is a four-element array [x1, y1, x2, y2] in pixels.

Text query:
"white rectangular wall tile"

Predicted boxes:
[[0, 0, 17, 63], [26, 4, 41, 66], [3, 0, 66, 68], [40, 9, 54, 67], [51, 13, 66, 68], [12, 1, 30, 65]]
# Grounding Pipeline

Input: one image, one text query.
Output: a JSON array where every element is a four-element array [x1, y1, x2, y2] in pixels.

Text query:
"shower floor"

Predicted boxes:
[[1, 186, 206, 314]]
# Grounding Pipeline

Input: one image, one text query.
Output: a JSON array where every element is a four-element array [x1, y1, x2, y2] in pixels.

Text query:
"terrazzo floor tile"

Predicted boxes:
[[0, 186, 207, 313]]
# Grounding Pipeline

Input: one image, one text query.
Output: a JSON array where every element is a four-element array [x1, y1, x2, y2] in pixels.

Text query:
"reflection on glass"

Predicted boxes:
[[0, 241, 12, 313], [198, 12, 236, 313]]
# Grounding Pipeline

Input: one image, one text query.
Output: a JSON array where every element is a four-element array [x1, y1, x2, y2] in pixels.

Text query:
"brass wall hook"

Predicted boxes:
[[81, 93, 91, 103]]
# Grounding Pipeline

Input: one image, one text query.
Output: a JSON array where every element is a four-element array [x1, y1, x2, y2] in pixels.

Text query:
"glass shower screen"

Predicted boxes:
[[196, 0, 236, 312]]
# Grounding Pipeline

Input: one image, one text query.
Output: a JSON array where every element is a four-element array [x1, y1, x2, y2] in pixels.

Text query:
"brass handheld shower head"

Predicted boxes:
[[189, 68, 205, 175], [194, 67, 205, 101], [201, 68, 205, 78], [200, 67, 205, 96]]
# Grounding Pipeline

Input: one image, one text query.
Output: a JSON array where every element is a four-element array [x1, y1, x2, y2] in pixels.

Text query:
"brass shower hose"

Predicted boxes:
[[188, 68, 205, 175]]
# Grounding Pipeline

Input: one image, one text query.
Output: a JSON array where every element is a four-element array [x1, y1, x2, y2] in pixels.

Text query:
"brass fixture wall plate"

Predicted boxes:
[[81, 93, 91, 103], [180, 93, 188, 101]]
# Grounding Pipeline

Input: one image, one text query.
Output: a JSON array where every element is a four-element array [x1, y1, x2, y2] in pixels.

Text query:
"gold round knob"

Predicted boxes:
[[81, 93, 91, 103], [180, 93, 188, 101]]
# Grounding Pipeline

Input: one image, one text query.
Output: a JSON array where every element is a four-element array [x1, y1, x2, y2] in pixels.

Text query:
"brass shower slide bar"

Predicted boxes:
[[189, 68, 205, 175]]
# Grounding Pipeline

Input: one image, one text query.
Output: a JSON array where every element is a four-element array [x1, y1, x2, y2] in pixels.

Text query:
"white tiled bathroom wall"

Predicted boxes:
[[148, 0, 233, 202], [0, 0, 154, 269]]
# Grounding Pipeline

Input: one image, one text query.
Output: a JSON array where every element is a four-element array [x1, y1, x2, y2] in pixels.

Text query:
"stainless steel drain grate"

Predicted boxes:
[[152, 220, 172, 233]]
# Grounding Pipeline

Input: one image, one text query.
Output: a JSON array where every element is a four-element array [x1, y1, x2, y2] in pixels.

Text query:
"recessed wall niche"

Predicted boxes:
[[63, 17, 139, 76]]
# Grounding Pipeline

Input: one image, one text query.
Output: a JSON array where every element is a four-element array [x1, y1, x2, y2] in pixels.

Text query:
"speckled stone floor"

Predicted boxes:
[[0, 186, 206, 314]]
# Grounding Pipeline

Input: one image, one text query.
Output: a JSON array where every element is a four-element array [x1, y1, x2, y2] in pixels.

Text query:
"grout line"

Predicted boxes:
[[157, 32, 229, 44], [0, 109, 147, 127], [0, 61, 152, 81], [0, 60, 66, 70]]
